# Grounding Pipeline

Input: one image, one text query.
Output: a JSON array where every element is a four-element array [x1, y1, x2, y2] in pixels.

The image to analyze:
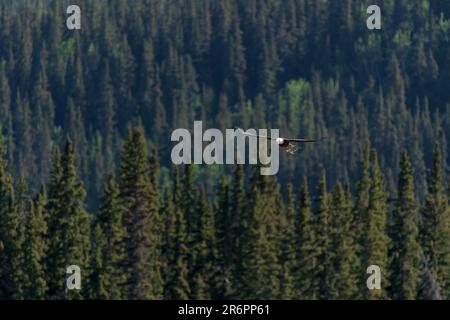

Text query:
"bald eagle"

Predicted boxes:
[[236, 128, 318, 154]]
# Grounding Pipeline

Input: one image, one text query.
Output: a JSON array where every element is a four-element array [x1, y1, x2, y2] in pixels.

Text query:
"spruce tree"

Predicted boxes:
[[236, 169, 282, 299], [90, 174, 127, 299], [294, 178, 317, 299], [182, 164, 197, 243], [353, 144, 371, 252], [162, 174, 190, 299], [229, 165, 246, 296], [10, 179, 27, 299], [419, 144, 450, 299], [259, 176, 282, 299], [315, 170, 332, 299], [278, 184, 296, 299], [390, 151, 422, 300], [361, 151, 390, 299], [23, 190, 48, 299], [46, 139, 91, 299], [191, 186, 217, 299], [329, 181, 358, 299], [119, 128, 163, 299], [0, 139, 25, 299], [214, 177, 232, 298], [238, 174, 265, 299], [88, 223, 106, 300]]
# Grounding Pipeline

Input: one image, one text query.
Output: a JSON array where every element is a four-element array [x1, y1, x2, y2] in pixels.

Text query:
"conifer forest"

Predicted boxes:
[[0, 0, 450, 300]]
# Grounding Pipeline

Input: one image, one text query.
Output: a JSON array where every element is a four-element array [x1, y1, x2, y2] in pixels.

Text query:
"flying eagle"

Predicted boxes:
[[236, 128, 318, 154]]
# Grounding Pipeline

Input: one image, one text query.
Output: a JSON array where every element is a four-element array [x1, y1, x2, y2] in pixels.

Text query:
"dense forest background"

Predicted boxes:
[[0, 0, 449, 299]]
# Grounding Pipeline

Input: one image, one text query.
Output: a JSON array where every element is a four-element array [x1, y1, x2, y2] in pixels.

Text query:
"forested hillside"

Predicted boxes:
[[0, 0, 449, 299]]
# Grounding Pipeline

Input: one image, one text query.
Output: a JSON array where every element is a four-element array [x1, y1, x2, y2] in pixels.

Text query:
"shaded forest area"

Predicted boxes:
[[1, 130, 449, 299], [0, 0, 449, 299]]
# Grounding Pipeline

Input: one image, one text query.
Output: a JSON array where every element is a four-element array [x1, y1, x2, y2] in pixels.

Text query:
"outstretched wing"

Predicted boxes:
[[235, 128, 275, 140], [285, 138, 317, 143], [236, 128, 323, 143]]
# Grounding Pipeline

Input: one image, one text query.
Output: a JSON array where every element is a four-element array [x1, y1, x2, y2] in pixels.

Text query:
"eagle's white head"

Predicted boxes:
[[276, 138, 284, 145]]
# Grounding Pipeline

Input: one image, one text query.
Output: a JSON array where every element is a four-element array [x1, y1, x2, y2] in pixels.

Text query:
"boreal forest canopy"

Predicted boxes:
[[0, 0, 449, 300]]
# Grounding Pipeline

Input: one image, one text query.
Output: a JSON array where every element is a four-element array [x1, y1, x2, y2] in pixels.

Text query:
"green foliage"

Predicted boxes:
[[119, 128, 163, 299], [294, 178, 317, 299], [315, 170, 332, 299], [0, 0, 448, 204], [0, 0, 449, 301], [45, 139, 91, 299], [23, 191, 48, 299], [0, 140, 25, 299], [162, 177, 190, 299], [329, 182, 358, 299], [390, 152, 422, 300], [90, 174, 127, 299], [419, 144, 450, 299], [362, 150, 390, 299]]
